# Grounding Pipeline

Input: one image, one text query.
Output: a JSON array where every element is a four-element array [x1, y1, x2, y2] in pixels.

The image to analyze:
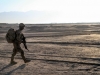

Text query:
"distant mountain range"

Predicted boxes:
[[1, 10, 100, 24], [0, 10, 59, 23]]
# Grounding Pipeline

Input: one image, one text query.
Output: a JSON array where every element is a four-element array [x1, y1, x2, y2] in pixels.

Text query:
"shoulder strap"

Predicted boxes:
[[14, 30, 17, 42]]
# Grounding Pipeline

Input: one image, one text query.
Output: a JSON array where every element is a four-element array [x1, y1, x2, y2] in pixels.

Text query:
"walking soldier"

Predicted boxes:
[[6, 23, 31, 64]]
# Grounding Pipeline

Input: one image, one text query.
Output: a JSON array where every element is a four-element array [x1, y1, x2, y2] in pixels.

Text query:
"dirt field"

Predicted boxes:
[[1, 24, 100, 75]]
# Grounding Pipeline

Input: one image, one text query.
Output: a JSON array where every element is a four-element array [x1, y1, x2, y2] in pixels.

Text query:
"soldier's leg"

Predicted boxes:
[[20, 49, 31, 63], [20, 49, 26, 62], [10, 48, 17, 64]]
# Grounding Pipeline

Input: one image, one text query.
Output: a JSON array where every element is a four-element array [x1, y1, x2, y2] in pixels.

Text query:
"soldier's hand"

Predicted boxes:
[[22, 41, 25, 43]]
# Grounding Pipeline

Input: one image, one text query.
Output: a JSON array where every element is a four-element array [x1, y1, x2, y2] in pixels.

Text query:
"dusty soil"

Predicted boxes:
[[0, 24, 100, 75]]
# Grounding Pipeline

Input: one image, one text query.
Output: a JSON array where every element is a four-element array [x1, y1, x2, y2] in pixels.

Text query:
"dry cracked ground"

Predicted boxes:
[[1, 24, 100, 75]]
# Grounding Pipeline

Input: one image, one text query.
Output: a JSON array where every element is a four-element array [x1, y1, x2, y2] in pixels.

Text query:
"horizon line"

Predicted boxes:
[[1, 22, 100, 24]]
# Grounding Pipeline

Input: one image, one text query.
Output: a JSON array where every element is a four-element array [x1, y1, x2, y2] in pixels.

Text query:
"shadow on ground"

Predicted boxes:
[[0, 64, 25, 75]]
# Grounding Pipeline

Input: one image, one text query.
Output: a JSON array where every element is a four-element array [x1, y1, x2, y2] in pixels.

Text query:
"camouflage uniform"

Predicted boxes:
[[11, 23, 30, 64]]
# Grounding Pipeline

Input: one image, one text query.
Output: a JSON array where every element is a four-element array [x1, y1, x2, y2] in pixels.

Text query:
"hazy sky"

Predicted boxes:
[[0, 0, 100, 23]]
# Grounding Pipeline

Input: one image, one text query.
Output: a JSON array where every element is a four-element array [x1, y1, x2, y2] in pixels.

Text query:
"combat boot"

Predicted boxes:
[[10, 61, 17, 64], [24, 59, 31, 63]]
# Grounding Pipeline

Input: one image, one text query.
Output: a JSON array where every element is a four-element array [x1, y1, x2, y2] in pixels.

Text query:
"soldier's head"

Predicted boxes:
[[19, 23, 25, 30]]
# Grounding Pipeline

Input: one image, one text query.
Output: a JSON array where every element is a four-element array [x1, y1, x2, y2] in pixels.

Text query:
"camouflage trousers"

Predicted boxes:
[[11, 42, 26, 62]]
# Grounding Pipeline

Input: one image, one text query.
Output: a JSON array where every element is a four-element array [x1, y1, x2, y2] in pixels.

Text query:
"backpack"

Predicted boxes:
[[5, 28, 16, 43]]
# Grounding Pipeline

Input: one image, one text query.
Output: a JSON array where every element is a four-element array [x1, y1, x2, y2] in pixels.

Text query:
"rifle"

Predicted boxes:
[[22, 35, 29, 51]]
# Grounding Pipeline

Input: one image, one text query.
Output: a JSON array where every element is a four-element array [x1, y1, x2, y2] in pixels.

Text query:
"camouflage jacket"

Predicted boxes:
[[15, 30, 24, 43]]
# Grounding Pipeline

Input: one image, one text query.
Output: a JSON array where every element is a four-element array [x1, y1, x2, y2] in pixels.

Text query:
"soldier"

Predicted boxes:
[[10, 23, 30, 64]]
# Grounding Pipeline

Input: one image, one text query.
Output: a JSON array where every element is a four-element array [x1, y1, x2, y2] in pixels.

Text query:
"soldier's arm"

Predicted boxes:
[[21, 34, 26, 43]]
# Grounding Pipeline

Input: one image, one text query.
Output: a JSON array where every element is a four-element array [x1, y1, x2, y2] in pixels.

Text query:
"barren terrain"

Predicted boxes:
[[1, 24, 100, 75]]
